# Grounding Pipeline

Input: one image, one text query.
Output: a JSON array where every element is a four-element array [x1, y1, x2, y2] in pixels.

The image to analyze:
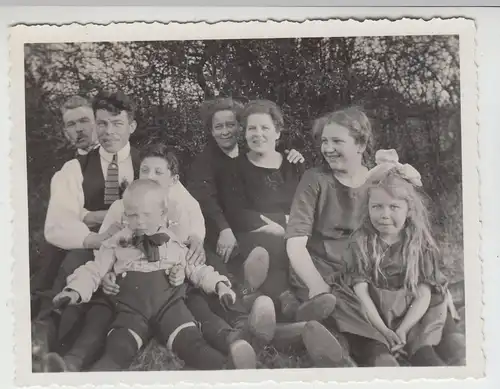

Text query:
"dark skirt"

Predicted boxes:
[[289, 237, 388, 345]]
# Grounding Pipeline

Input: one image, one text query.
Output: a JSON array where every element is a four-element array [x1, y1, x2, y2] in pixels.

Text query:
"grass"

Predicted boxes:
[[129, 339, 315, 371]]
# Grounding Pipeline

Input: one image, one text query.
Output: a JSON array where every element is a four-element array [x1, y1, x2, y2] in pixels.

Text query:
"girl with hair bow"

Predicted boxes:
[[343, 149, 462, 366]]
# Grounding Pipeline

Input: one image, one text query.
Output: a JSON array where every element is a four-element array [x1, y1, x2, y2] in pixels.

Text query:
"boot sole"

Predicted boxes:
[[302, 321, 345, 367], [243, 247, 270, 291], [229, 340, 257, 369], [248, 295, 276, 344], [295, 293, 337, 322]]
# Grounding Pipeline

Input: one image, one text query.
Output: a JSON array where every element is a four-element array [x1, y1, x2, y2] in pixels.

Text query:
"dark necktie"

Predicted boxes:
[[133, 232, 171, 262], [104, 154, 120, 205]]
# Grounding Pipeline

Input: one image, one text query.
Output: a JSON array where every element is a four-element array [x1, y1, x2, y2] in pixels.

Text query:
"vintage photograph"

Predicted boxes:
[[9, 19, 481, 385]]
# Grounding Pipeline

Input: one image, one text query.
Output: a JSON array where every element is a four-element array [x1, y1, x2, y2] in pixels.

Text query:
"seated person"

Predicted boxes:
[[52, 179, 257, 371]]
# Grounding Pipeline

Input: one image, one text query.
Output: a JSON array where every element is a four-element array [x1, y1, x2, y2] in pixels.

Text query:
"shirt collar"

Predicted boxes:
[[99, 142, 131, 163], [77, 142, 100, 156]]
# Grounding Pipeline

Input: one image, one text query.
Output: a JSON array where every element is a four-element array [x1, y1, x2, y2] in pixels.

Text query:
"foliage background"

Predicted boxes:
[[25, 35, 464, 370], [25, 35, 463, 280]]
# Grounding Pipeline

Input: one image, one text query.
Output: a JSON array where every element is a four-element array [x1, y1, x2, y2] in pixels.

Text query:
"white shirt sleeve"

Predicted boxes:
[[178, 182, 206, 242], [99, 200, 124, 234], [44, 159, 91, 250], [65, 245, 116, 303]]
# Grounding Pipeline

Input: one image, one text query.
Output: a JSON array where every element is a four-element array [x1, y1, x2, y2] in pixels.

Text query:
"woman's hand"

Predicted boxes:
[[308, 280, 331, 299], [255, 215, 285, 237], [102, 272, 120, 295], [217, 228, 238, 263], [184, 236, 206, 266], [284, 149, 305, 164]]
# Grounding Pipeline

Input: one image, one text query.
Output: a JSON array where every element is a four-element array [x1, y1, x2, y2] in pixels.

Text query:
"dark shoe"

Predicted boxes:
[[273, 321, 308, 350], [302, 321, 356, 367], [227, 340, 257, 369], [295, 293, 337, 322], [243, 247, 269, 291], [279, 290, 301, 320]]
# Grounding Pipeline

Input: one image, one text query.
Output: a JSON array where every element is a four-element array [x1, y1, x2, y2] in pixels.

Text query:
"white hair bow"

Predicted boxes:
[[370, 149, 422, 187]]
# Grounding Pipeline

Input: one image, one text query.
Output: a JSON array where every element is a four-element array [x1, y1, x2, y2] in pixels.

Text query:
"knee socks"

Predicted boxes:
[[90, 328, 139, 371], [171, 325, 228, 370]]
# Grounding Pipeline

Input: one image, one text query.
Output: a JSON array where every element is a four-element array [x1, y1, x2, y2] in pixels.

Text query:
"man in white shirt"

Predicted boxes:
[[35, 91, 142, 353], [31, 95, 101, 310]]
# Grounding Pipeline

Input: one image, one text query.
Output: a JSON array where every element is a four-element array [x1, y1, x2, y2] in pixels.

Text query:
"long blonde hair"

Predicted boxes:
[[352, 168, 439, 294]]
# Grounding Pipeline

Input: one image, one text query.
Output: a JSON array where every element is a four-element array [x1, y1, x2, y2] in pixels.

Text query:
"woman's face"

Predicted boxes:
[[139, 157, 177, 190], [245, 113, 280, 154], [320, 122, 364, 171], [211, 110, 239, 151]]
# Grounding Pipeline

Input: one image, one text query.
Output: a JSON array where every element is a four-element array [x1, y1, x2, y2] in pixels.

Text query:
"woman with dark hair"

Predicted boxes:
[[218, 100, 337, 324], [188, 98, 345, 362], [187, 98, 305, 265]]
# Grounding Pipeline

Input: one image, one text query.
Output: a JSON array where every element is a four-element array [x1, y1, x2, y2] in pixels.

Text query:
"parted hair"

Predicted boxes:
[[239, 99, 285, 133], [312, 106, 373, 149], [60, 95, 92, 116]]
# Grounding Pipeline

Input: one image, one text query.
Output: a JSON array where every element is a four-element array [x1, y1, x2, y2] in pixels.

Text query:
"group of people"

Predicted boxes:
[[30, 91, 466, 372]]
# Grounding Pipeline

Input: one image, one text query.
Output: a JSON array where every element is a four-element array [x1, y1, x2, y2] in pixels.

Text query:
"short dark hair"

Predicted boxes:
[[139, 143, 180, 176], [60, 95, 92, 116], [199, 97, 244, 133], [92, 90, 136, 121], [240, 100, 285, 133]]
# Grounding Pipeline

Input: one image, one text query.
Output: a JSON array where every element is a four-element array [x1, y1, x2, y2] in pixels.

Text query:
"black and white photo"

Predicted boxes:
[[9, 19, 481, 386]]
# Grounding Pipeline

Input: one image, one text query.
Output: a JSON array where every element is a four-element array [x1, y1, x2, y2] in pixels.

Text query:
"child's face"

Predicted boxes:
[[139, 157, 178, 191], [321, 122, 364, 171], [124, 191, 165, 235], [245, 113, 280, 155], [368, 187, 409, 241], [211, 110, 239, 152]]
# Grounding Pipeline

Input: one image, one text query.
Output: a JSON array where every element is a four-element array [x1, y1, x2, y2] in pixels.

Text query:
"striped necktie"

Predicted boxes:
[[104, 154, 120, 205]]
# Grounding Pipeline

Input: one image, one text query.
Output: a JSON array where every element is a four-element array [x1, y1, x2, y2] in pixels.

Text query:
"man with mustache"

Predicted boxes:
[[31, 96, 101, 312], [34, 91, 142, 359]]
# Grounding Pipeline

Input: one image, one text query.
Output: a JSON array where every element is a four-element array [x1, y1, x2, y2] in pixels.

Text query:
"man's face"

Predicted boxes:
[[62, 106, 97, 150], [95, 109, 137, 154]]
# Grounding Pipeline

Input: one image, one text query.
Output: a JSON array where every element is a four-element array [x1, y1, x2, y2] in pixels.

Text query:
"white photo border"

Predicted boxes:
[[9, 17, 481, 386]]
